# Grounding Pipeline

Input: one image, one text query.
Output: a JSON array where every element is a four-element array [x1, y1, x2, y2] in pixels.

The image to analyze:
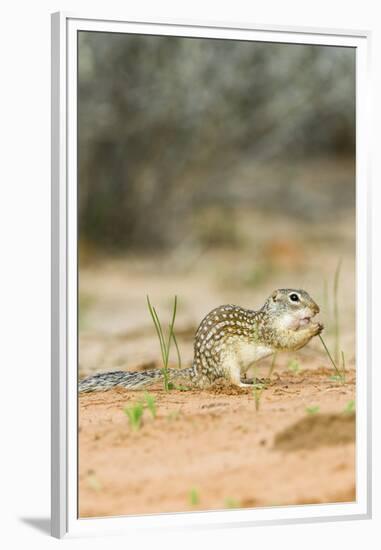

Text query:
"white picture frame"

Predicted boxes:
[[51, 11, 372, 539]]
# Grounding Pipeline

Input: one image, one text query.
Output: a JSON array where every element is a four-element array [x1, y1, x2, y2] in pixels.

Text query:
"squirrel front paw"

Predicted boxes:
[[311, 321, 324, 336]]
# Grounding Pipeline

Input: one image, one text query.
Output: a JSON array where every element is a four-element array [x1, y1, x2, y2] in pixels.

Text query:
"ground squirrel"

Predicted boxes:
[[79, 289, 323, 393]]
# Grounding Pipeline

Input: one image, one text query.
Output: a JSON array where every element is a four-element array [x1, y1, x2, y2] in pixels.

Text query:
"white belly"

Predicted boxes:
[[236, 341, 274, 369]]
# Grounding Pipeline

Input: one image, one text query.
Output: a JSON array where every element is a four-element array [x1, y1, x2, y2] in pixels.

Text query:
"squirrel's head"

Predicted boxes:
[[263, 289, 321, 333]]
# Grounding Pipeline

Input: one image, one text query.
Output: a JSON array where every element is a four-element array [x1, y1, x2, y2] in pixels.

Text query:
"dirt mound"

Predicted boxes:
[[273, 412, 355, 452]]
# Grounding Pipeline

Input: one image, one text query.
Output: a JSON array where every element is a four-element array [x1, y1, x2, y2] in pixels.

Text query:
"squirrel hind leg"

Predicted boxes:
[[220, 353, 257, 388], [221, 354, 243, 387]]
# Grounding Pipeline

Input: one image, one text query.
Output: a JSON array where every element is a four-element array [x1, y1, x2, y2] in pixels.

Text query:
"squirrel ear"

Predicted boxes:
[[272, 291, 278, 302]]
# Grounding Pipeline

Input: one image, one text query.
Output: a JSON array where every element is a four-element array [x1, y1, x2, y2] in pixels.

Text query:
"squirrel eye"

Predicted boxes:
[[289, 293, 300, 302]]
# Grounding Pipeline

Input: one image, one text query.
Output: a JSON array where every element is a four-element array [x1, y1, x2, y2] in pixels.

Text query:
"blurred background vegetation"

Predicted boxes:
[[78, 32, 355, 377], [79, 33, 354, 252]]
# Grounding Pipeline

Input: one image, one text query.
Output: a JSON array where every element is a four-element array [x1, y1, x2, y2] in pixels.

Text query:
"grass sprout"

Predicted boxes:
[[124, 393, 159, 428], [306, 405, 320, 415], [188, 488, 200, 506], [287, 359, 300, 373], [124, 402, 144, 431], [143, 392, 157, 419], [344, 400, 355, 414], [147, 295, 181, 392]]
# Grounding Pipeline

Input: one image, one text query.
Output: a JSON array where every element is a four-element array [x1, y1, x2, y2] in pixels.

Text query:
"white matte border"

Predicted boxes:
[[51, 11, 371, 539]]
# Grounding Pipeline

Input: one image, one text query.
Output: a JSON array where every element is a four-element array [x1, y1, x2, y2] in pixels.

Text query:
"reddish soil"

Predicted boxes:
[[78, 365, 355, 518]]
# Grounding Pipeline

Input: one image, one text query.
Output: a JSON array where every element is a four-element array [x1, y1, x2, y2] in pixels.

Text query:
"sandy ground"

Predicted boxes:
[[78, 209, 356, 518], [79, 364, 355, 518]]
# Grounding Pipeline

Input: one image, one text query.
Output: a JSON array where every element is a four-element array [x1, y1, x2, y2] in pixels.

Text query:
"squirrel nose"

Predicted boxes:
[[313, 303, 320, 314]]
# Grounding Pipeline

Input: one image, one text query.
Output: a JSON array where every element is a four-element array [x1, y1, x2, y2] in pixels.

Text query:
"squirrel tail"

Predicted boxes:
[[78, 366, 194, 393]]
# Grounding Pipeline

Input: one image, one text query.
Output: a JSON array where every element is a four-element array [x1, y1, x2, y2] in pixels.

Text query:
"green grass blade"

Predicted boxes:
[[146, 295, 166, 364], [146, 295, 181, 392], [318, 334, 342, 378], [333, 259, 342, 364], [165, 295, 178, 364], [172, 330, 182, 369], [341, 350, 346, 382], [152, 306, 167, 363], [144, 392, 157, 418]]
